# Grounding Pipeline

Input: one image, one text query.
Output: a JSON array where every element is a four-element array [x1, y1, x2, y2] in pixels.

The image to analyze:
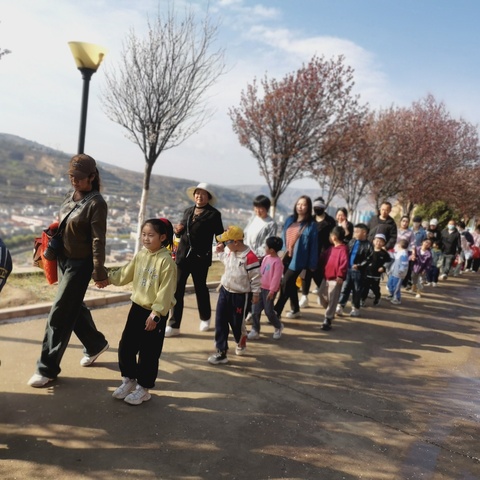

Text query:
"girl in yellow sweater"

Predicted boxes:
[[101, 218, 177, 405]]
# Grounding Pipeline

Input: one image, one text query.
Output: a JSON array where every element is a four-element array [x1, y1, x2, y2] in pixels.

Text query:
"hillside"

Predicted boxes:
[[0, 133, 265, 213]]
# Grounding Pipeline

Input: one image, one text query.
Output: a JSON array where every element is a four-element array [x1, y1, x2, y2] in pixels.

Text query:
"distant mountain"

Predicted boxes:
[[0, 133, 293, 216]]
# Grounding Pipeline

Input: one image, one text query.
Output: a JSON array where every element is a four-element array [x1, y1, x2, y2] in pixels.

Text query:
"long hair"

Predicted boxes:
[[92, 169, 101, 192], [292, 195, 313, 223]]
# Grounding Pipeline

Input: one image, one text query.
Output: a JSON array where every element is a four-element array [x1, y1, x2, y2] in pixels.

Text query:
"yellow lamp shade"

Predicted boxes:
[[68, 41, 107, 71]]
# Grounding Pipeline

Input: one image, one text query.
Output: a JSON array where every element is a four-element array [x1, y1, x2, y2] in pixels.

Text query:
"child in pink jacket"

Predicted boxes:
[[248, 236, 285, 340]]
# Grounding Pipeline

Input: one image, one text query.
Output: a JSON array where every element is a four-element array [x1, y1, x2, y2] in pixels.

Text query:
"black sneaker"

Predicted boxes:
[[208, 351, 228, 365], [321, 318, 332, 331], [373, 297, 381, 306]]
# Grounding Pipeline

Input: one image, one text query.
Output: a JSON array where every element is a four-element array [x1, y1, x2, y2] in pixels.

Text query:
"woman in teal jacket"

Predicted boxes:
[[274, 195, 318, 319]]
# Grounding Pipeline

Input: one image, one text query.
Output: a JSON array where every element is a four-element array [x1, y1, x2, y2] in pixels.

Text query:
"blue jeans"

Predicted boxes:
[[338, 269, 363, 309], [387, 275, 403, 301], [252, 288, 282, 332], [36, 256, 108, 378]]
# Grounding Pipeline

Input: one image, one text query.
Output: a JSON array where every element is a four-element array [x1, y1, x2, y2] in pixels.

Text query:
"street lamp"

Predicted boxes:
[[68, 41, 107, 154]]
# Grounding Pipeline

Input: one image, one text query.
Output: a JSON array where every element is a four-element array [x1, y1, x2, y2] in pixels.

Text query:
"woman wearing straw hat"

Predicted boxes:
[[165, 183, 224, 337]]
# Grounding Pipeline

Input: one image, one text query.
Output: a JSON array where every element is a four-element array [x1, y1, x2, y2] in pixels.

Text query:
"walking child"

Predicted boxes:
[[100, 218, 177, 405], [336, 223, 373, 318], [208, 226, 261, 365], [410, 239, 432, 298], [248, 236, 284, 340], [425, 240, 443, 286], [317, 226, 349, 331], [387, 239, 410, 305], [361, 233, 391, 306]]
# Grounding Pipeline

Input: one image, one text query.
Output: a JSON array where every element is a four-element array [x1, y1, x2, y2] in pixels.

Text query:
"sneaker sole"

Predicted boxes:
[[112, 384, 137, 399], [208, 358, 228, 365], [165, 329, 180, 338], [28, 376, 55, 388], [124, 392, 151, 405]]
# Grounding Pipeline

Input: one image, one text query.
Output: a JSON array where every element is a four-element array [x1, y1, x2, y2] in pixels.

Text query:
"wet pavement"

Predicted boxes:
[[1, 274, 479, 479]]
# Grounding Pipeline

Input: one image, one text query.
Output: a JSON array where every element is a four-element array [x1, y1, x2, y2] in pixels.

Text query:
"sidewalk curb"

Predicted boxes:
[[0, 283, 219, 323]]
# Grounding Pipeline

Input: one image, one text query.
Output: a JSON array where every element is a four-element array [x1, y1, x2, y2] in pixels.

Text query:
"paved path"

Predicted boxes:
[[1, 274, 479, 479]]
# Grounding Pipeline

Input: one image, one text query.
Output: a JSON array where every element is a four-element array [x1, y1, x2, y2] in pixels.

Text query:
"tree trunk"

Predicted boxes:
[[135, 163, 153, 253]]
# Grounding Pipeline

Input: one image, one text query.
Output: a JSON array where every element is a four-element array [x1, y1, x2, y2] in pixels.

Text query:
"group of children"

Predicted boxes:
[[72, 216, 472, 405]]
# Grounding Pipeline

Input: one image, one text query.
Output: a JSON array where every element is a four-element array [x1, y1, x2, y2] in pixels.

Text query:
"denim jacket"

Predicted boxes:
[[282, 216, 318, 271]]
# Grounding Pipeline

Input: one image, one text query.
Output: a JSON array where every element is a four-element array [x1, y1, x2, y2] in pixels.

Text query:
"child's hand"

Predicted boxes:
[[216, 243, 225, 253], [252, 293, 260, 304], [336, 277, 344, 285], [352, 264, 358, 270], [95, 279, 109, 288], [267, 291, 275, 301], [145, 313, 158, 331], [378, 267, 384, 273]]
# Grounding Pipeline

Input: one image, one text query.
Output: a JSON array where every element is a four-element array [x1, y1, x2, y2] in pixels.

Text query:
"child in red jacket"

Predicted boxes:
[[317, 226, 349, 331]]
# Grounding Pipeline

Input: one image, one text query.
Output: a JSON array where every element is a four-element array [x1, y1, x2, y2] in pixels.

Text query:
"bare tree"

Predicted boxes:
[[308, 107, 369, 210], [101, 5, 225, 251], [229, 55, 359, 218]]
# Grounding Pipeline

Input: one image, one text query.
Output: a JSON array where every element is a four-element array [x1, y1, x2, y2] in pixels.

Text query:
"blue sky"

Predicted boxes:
[[1, 0, 478, 189]]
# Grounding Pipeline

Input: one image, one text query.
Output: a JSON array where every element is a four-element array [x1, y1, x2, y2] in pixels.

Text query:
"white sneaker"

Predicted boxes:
[[199, 320, 211, 332], [424, 282, 431, 286], [112, 377, 137, 399], [312, 288, 319, 294], [391, 298, 401, 305], [299, 295, 309, 308], [273, 323, 284, 340], [335, 305, 344, 316], [28, 373, 54, 388], [350, 308, 360, 317], [235, 335, 247, 355], [124, 384, 151, 405], [165, 326, 180, 337], [441, 274, 447, 280], [247, 329, 260, 340], [432, 282, 437, 287], [80, 343, 109, 367], [415, 293, 421, 298], [286, 310, 300, 319]]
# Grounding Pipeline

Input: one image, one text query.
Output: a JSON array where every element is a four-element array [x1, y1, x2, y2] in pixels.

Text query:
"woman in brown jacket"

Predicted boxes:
[[28, 154, 109, 387]]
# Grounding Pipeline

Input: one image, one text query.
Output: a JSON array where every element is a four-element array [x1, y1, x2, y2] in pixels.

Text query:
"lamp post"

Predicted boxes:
[[68, 42, 107, 154]]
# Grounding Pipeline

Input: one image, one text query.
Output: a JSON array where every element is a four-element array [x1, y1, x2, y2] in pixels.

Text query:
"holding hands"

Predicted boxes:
[[95, 278, 110, 289]]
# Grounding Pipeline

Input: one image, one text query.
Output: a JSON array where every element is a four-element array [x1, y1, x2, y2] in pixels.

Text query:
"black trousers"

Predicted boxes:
[[119, 302, 167, 389], [301, 268, 322, 295], [169, 255, 212, 329], [275, 267, 302, 316]]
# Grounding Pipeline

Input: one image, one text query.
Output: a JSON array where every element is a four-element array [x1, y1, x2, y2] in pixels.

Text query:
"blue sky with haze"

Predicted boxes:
[[1, 0, 478, 189]]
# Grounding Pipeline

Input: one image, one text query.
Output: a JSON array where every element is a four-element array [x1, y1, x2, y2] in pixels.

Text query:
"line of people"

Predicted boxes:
[[24, 163, 480, 406]]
